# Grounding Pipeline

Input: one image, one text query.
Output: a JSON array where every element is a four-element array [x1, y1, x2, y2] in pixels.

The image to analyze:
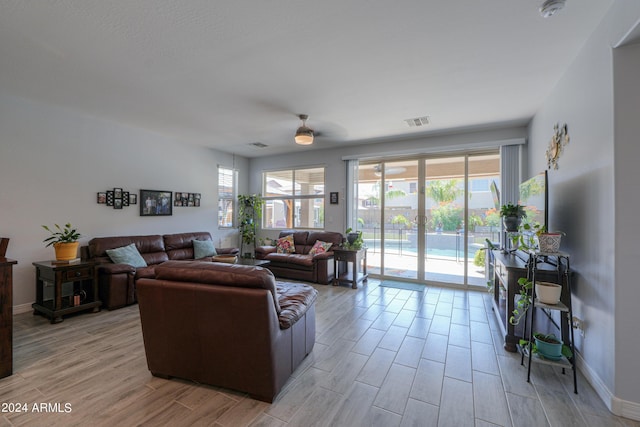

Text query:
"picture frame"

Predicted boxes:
[[114, 198, 123, 209], [97, 192, 107, 204], [129, 194, 137, 205], [114, 188, 123, 199], [330, 192, 339, 205], [140, 190, 172, 216]]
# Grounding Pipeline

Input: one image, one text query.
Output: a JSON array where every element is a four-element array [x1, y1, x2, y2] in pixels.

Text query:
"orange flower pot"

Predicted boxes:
[[53, 242, 79, 261]]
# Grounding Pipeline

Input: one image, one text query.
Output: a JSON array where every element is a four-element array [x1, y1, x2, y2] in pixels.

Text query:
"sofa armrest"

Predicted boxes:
[[310, 251, 334, 261], [96, 263, 136, 275], [255, 246, 277, 260]]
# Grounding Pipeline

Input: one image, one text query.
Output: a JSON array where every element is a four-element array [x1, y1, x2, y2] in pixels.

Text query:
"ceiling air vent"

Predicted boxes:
[[250, 142, 268, 148], [404, 116, 430, 127]]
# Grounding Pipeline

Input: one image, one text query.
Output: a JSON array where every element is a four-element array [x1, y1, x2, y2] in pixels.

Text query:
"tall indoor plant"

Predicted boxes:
[[42, 223, 81, 261], [237, 194, 265, 258]]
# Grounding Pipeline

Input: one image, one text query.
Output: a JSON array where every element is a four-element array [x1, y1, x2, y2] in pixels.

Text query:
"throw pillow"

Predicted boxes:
[[309, 240, 333, 255], [276, 234, 295, 254], [193, 239, 217, 259], [105, 243, 147, 268]]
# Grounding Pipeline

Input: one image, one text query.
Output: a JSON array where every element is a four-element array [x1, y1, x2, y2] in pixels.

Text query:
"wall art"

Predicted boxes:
[[140, 189, 172, 216]]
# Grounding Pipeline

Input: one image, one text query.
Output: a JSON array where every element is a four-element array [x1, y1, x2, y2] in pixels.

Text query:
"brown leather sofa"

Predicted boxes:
[[254, 230, 343, 284], [82, 232, 238, 310], [136, 260, 317, 403]]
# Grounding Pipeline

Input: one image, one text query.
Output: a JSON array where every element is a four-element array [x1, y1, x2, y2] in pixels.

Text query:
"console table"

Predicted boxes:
[[333, 248, 368, 289], [0, 257, 17, 378], [32, 260, 101, 323]]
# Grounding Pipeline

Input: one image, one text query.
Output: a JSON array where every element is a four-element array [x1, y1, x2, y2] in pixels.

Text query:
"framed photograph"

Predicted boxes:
[[114, 198, 123, 209], [97, 192, 107, 204], [122, 191, 130, 207], [140, 190, 172, 216], [114, 188, 123, 199], [106, 191, 114, 206], [129, 194, 137, 205], [330, 192, 339, 205]]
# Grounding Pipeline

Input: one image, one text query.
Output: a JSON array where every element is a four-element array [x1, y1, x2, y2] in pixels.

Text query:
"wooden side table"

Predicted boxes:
[[333, 248, 368, 289], [0, 257, 17, 378], [32, 260, 102, 323]]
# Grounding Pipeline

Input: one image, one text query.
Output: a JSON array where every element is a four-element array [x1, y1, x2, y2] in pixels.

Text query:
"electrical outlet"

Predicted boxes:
[[572, 316, 585, 337]]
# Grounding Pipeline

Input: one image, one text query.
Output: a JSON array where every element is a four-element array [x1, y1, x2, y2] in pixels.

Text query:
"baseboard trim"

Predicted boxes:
[[577, 351, 640, 421], [13, 302, 33, 315]]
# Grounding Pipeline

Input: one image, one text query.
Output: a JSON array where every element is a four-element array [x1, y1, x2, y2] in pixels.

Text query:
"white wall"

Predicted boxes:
[[0, 94, 247, 310], [613, 41, 640, 411], [527, 0, 640, 416]]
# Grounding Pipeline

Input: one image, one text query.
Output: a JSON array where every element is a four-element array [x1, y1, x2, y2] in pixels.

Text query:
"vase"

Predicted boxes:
[[535, 281, 562, 305], [534, 334, 563, 359], [502, 216, 521, 232], [53, 242, 79, 261], [538, 233, 562, 253]]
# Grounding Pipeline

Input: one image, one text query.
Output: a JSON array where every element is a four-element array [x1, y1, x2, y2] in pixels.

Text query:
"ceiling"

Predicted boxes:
[[0, 0, 614, 158]]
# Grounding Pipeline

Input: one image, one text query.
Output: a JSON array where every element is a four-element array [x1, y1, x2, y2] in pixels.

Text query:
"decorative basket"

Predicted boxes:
[[538, 233, 562, 253]]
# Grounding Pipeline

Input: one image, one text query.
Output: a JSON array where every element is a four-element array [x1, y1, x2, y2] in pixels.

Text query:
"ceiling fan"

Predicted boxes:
[[294, 114, 314, 145]]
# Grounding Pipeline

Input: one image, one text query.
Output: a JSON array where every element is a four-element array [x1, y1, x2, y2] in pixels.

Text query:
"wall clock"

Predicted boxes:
[[546, 123, 570, 169]]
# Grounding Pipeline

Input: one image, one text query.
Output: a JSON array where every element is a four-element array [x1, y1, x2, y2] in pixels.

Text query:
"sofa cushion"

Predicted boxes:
[[309, 240, 332, 255], [193, 239, 217, 259], [154, 260, 281, 313], [106, 243, 148, 268], [276, 281, 318, 329], [276, 235, 295, 254], [164, 231, 212, 260]]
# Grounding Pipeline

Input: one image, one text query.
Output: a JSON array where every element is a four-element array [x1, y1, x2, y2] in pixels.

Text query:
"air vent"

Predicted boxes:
[[404, 116, 430, 127], [250, 142, 268, 148]]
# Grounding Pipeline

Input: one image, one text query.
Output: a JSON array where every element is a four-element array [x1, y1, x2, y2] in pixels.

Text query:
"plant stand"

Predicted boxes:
[[520, 251, 577, 394]]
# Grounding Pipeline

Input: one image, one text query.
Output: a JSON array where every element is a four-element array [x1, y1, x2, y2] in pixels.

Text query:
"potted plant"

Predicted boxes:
[[509, 277, 532, 326], [519, 223, 565, 253], [42, 223, 81, 261], [500, 203, 526, 232], [343, 227, 363, 250], [520, 333, 573, 360], [237, 194, 265, 258]]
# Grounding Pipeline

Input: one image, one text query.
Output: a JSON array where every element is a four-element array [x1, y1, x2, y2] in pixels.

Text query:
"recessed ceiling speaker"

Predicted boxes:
[[539, 0, 566, 18]]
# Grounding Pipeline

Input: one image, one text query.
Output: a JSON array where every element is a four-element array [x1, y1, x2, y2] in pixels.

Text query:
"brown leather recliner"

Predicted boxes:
[[136, 261, 317, 402]]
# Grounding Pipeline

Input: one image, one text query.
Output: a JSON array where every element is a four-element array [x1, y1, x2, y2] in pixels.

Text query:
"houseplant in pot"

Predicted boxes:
[[500, 203, 526, 232], [42, 223, 81, 261]]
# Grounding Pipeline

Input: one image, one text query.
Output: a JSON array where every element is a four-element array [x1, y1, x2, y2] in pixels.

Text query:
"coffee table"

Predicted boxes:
[[237, 258, 270, 267]]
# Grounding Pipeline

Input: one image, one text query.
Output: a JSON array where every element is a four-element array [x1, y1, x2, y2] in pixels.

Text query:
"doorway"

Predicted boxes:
[[355, 152, 500, 288]]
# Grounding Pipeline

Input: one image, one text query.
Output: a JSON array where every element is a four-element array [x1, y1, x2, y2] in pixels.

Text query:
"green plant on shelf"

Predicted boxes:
[[519, 333, 573, 359], [509, 277, 533, 326]]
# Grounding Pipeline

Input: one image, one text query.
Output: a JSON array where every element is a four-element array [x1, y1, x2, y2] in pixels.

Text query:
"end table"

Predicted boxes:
[[32, 260, 102, 323], [333, 248, 368, 289]]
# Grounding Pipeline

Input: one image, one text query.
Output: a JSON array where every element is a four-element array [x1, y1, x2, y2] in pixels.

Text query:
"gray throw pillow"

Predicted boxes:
[[193, 239, 217, 259], [105, 243, 147, 268]]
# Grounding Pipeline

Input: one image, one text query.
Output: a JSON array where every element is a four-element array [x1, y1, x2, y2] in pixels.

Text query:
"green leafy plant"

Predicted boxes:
[[509, 277, 533, 325], [519, 333, 573, 359], [500, 203, 525, 218], [42, 223, 81, 247], [343, 227, 364, 250], [237, 194, 265, 249]]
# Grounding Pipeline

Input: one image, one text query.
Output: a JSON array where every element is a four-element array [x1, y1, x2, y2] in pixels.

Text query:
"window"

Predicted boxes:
[[218, 166, 236, 228], [263, 167, 325, 229]]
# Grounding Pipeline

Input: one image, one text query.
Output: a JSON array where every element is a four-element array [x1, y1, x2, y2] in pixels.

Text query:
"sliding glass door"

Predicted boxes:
[[356, 152, 500, 288]]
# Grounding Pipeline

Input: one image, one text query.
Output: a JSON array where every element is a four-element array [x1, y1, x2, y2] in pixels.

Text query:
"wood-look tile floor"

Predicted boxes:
[[2, 279, 638, 427]]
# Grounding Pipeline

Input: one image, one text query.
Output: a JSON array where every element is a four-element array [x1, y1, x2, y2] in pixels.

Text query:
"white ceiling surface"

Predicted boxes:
[[0, 0, 614, 158]]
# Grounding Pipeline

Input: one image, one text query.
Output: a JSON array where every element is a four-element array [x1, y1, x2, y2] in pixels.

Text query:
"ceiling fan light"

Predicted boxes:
[[295, 127, 314, 145], [539, 0, 566, 18], [294, 114, 314, 145]]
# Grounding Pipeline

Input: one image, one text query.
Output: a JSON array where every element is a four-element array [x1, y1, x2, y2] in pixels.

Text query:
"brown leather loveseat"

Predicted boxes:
[[83, 231, 238, 310], [136, 260, 317, 403], [254, 230, 343, 284]]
